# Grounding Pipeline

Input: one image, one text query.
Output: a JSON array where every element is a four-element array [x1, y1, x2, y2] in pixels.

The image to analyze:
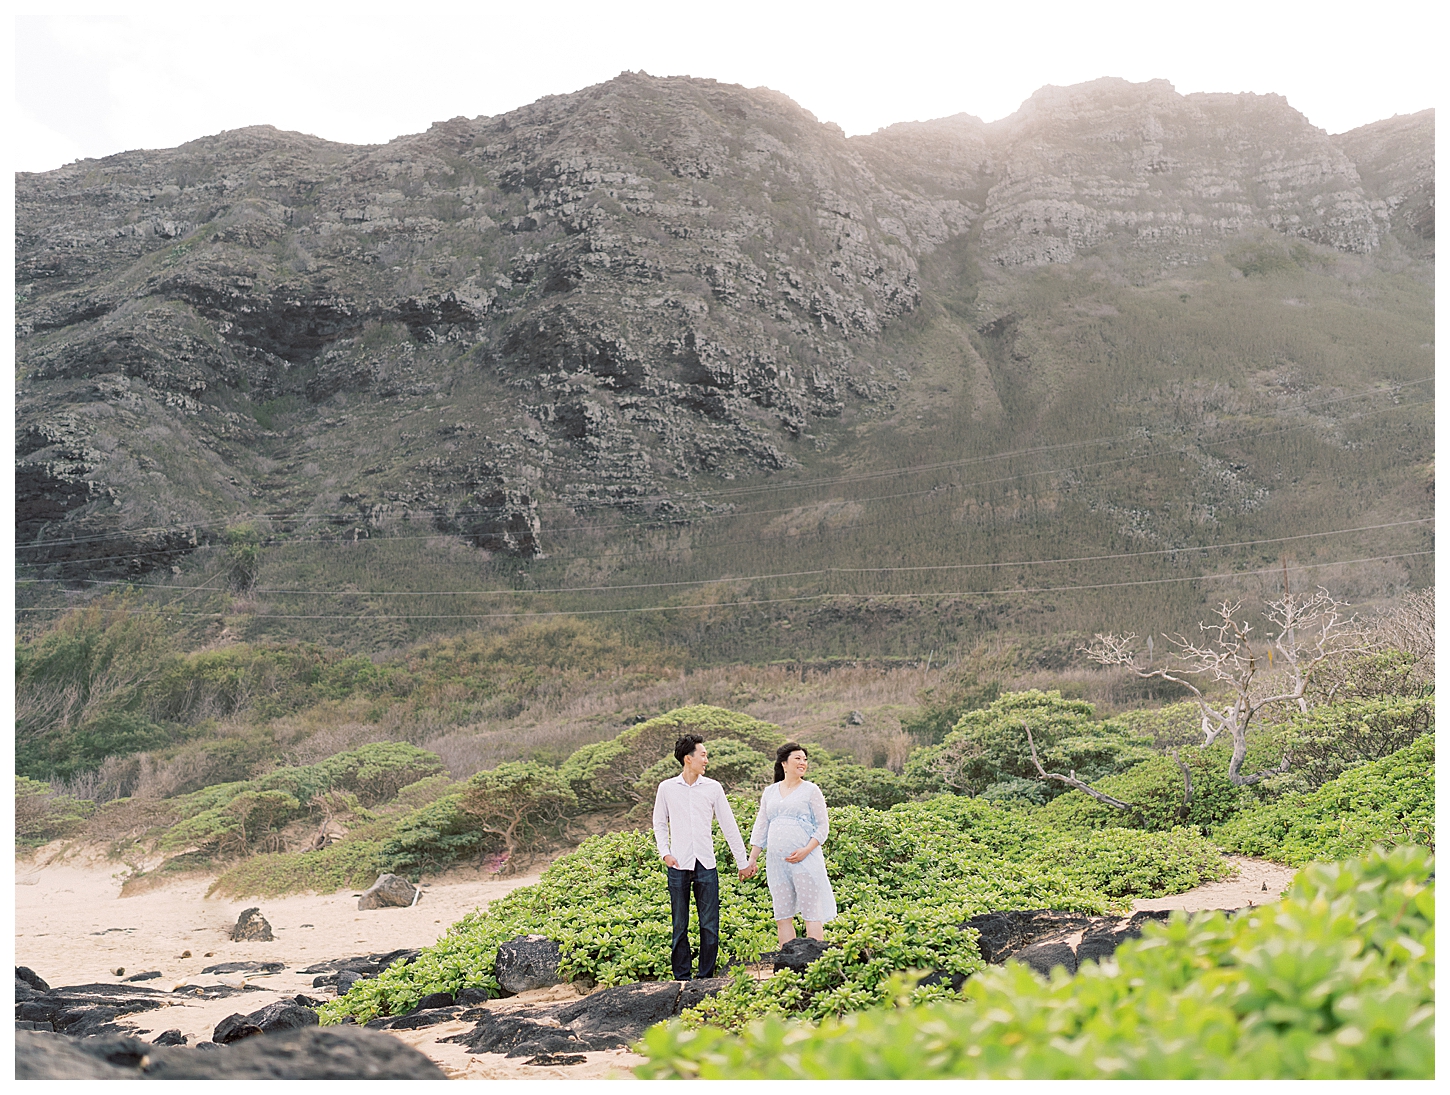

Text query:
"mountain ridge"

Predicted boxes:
[[14, 74, 1433, 655]]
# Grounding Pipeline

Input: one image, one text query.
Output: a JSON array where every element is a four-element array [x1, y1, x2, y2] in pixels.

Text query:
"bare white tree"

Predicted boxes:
[[1085, 588, 1367, 786]]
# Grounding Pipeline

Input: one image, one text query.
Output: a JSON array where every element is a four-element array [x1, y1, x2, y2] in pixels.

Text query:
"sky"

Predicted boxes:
[[11, 0, 1441, 173]]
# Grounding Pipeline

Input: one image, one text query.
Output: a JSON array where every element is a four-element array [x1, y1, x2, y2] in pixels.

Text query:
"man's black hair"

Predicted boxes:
[[674, 733, 705, 765]]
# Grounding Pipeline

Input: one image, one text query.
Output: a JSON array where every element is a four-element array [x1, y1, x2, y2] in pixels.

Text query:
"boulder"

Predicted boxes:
[[768, 936, 834, 973], [1014, 941, 1079, 978], [215, 1000, 320, 1043], [962, 908, 1185, 977], [16, 1032, 127, 1079], [249, 1000, 321, 1035], [16, 966, 51, 992], [153, 1029, 188, 1046], [378, 1007, 462, 1031], [443, 977, 729, 1057], [123, 970, 163, 982], [334, 970, 366, 994], [17, 982, 171, 1037], [962, 910, 1090, 964], [231, 908, 274, 942], [357, 873, 418, 910], [410, 991, 455, 1013], [213, 1013, 265, 1044], [495, 935, 562, 995]]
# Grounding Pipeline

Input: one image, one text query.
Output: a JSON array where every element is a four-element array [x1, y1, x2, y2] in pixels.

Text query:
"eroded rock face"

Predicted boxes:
[[14, 75, 1429, 578]]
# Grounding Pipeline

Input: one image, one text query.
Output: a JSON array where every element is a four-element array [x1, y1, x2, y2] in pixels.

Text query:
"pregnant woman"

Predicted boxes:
[[745, 742, 838, 945]]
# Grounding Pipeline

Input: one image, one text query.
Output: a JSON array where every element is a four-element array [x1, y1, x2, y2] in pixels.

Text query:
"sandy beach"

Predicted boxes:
[[15, 843, 1296, 1079]]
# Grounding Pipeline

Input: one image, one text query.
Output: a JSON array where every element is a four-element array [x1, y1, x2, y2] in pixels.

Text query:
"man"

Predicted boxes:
[[652, 734, 754, 981]]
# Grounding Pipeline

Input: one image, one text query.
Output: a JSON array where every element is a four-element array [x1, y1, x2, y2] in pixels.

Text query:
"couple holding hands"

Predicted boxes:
[[651, 734, 837, 982]]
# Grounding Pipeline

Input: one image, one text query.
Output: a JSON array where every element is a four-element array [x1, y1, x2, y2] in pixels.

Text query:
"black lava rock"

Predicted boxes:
[[495, 936, 562, 995]]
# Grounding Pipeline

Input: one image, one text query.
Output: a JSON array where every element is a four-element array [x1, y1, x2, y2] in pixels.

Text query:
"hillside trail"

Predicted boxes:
[[13, 844, 1295, 1080]]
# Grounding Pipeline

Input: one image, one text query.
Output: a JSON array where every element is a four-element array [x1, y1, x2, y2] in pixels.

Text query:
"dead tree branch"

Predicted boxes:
[[1022, 721, 1136, 811], [1083, 588, 1365, 786]]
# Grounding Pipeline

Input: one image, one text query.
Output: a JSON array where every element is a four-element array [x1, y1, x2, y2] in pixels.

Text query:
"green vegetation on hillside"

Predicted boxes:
[[637, 845, 1434, 1079]]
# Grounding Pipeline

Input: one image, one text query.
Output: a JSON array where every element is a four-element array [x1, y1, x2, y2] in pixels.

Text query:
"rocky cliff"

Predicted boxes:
[[14, 75, 1434, 579]]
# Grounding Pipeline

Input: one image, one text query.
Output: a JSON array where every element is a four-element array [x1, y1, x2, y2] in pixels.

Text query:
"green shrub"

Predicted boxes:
[[558, 705, 785, 808], [312, 742, 446, 806], [15, 599, 175, 779], [15, 776, 95, 846], [902, 691, 1153, 798], [1035, 745, 1243, 831], [808, 760, 915, 811], [209, 839, 386, 897], [1282, 695, 1433, 792], [1216, 735, 1434, 865], [159, 789, 302, 856], [638, 846, 1435, 1079], [379, 793, 489, 877], [901, 671, 1002, 745], [319, 793, 1226, 1024], [633, 738, 775, 801], [460, 760, 577, 860]]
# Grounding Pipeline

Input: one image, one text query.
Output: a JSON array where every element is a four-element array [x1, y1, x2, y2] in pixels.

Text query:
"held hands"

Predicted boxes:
[[738, 861, 759, 881]]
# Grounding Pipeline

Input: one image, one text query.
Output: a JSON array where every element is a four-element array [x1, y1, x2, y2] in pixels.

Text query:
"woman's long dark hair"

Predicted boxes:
[[774, 742, 808, 784]]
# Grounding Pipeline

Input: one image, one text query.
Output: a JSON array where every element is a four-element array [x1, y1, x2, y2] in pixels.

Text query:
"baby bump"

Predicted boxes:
[[767, 815, 813, 849]]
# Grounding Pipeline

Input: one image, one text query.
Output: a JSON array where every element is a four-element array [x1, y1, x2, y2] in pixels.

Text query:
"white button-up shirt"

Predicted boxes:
[[652, 773, 748, 870]]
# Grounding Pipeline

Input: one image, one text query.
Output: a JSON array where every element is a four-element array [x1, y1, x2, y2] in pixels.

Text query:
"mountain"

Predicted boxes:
[[14, 76, 1433, 658]]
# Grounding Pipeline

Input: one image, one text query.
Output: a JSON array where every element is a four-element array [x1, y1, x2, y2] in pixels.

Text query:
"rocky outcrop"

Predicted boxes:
[[357, 873, 419, 910], [764, 936, 835, 973], [15, 75, 1428, 579], [440, 978, 729, 1057], [16, 1026, 447, 1080], [963, 908, 1182, 977], [1333, 108, 1435, 254], [303, 948, 421, 992], [15, 977, 264, 1036]]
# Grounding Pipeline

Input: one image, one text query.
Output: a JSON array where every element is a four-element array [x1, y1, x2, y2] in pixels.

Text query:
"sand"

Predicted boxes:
[[1132, 855, 1297, 913], [14, 844, 1296, 1079]]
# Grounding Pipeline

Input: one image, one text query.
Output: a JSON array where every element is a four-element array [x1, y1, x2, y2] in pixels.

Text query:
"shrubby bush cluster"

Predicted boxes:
[[637, 845, 1434, 1079], [320, 793, 1227, 1024], [1215, 734, 1434, 865]]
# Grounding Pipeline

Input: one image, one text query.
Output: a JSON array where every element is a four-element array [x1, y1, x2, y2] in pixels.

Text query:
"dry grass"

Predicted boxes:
[[410, 660, 1161, 779]]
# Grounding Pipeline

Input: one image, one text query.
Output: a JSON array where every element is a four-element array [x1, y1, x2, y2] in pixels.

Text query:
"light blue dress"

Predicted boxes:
[[750, 780, 837, 922]]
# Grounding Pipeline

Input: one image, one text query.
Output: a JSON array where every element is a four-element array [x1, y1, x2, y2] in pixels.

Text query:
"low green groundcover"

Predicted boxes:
[[318, 794, 1226, 1024], [637, 845, 1434, 1079]]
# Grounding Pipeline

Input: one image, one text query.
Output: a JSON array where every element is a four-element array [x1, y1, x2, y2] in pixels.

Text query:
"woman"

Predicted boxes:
[[745, 742, 837, 945]]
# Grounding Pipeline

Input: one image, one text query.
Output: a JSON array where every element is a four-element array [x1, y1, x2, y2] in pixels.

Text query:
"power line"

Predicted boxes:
[[17, 518, 1433, 597], [15, 551, 1433, 619]]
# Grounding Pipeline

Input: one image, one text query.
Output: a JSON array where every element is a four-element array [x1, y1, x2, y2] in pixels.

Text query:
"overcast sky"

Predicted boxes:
[[10, 1, 1443, 173]]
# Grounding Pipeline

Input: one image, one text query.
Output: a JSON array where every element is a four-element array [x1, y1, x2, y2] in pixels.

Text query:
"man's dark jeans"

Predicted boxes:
[[667, 864, 720, 980]]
